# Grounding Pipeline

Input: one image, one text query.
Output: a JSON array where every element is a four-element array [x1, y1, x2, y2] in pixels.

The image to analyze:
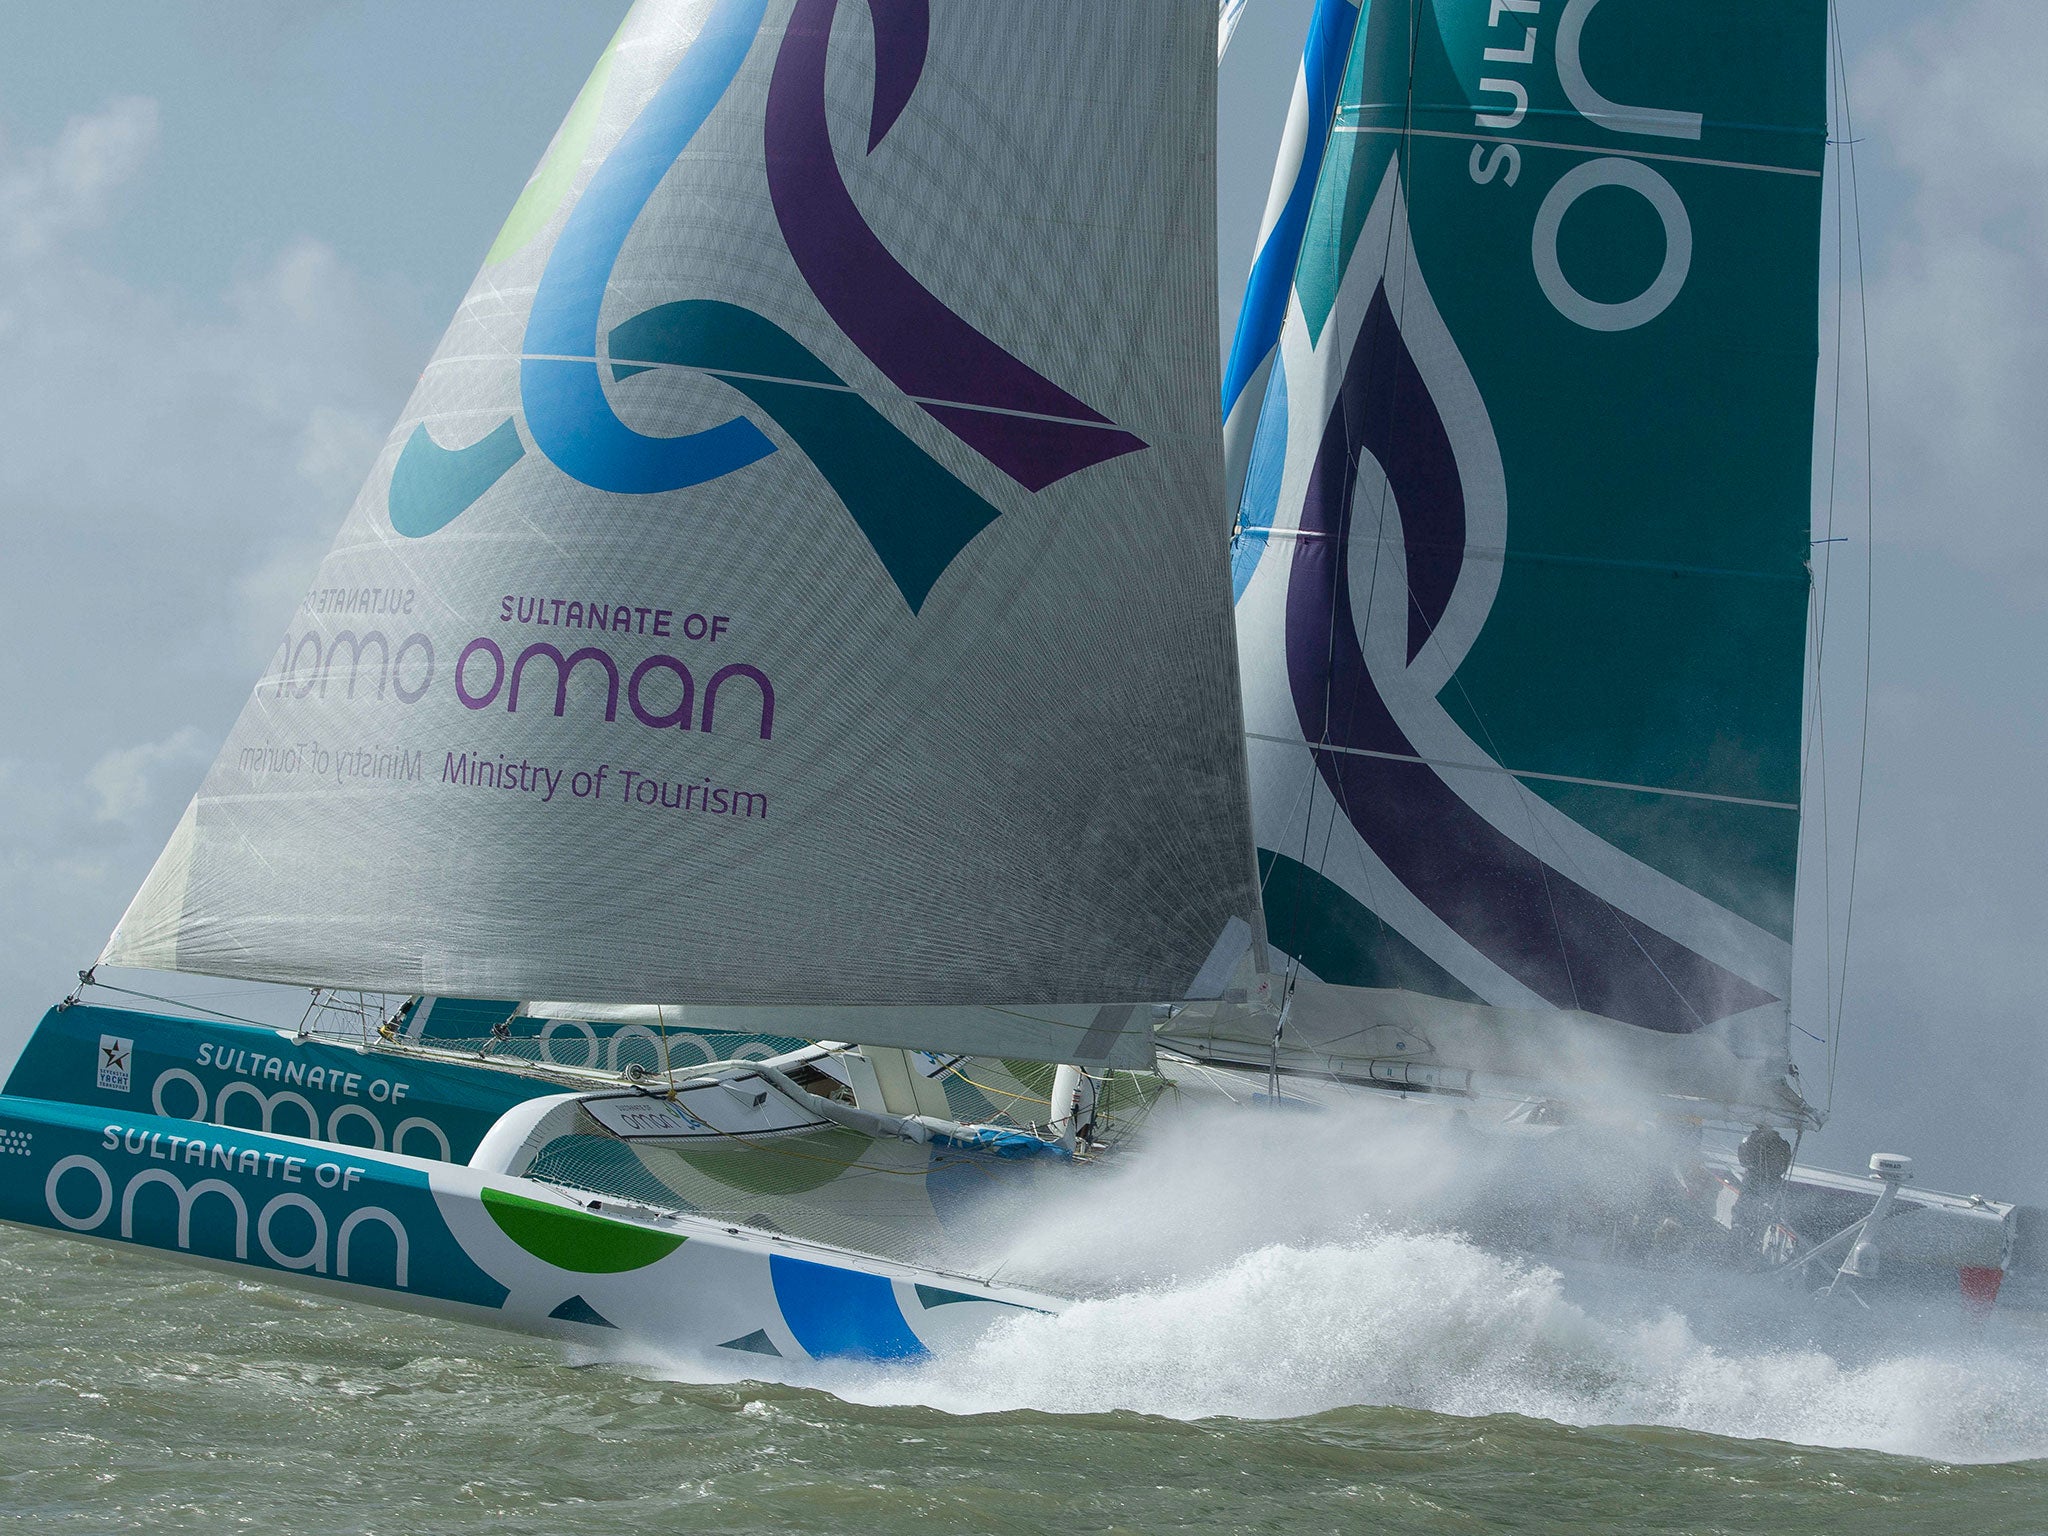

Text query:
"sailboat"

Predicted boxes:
[[0, 0, 2034, 1363]]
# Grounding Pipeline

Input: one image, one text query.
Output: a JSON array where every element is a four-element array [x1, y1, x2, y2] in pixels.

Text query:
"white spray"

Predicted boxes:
[[643, 1093, 2048, 1463]]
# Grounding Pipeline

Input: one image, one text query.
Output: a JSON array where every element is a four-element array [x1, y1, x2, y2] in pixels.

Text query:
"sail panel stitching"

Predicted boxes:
[[1244, 732, 1799, 811], [1333, 125, 1823, 178]]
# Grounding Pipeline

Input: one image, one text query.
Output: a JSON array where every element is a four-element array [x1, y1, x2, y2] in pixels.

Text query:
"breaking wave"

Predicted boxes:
[[841, 1231, 2048, 1463], [653, 1099, 2048, 1462]]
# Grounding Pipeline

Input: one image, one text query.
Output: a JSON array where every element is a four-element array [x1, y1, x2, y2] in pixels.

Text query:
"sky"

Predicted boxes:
[[0, 2, 2041, 1198]]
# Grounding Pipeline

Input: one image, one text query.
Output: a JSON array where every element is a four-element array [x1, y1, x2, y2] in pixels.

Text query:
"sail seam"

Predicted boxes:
[[1245, 733, 1799, 811], [504, 352, 1141, 432], [1332, 125, 1822, 178], [1238, 528, 1804, 585]]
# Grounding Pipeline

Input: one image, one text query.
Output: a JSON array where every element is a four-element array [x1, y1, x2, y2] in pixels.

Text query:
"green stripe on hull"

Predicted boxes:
[[479, 1186, 687, 1273]]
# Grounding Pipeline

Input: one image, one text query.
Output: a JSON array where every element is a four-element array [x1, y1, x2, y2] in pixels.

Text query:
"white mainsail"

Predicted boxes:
[[105, 0, 1259, 1019]]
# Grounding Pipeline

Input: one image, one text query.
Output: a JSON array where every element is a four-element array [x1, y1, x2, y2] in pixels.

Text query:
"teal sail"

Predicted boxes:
[[1198, 0, 1828, 1121]]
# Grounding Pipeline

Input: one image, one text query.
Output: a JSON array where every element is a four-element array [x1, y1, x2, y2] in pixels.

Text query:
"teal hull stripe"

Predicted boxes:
[[4, 1005, 550, 1165], [0, 1094, 510, 1310]]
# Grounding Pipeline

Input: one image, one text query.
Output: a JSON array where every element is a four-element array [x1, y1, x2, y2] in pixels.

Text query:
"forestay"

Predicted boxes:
[[1179, 0, 1828, 1121], [106, 0, 1258, 1014]]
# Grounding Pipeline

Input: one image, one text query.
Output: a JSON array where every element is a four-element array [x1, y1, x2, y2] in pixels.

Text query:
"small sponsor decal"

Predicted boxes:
[[96, 1036, 133, 1094]]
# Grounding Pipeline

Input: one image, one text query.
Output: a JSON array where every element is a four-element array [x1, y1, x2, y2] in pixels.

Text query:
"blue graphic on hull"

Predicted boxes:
[[769, 1251, 928, 1361]]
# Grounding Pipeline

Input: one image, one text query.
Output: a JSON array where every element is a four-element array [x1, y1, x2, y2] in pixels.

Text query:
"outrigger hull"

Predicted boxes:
[[0, 1090, 1056, 1363], [0, 1006, 1057, 1362]]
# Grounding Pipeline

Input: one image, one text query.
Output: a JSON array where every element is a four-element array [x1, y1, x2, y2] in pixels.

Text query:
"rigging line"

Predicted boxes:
[[1802, 0, 1854, 1104], [1245, 733, 1800, 811], [1831, 0, 1878, 1110], [1807, 553, 1837, 1080], [77, 978, 277, 1031], [1331, 125, 1823, 180], [457, 352, 1141, 434], [944, 1070, 1052, 1110], [1243, 529, 1805, 586]]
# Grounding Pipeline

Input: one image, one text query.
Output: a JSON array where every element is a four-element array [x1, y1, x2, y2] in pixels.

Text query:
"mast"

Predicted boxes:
[[100, 0, 1257, 1055], [1180, 0, 1831, 1126]]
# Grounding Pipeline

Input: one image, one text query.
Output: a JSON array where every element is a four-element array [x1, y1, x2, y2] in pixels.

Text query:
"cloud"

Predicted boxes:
[[1767, 4, 2048, 1197], [84, 727, 210, 824], [1853, 0, 2048, 586], [0, 98, 415, 1004], [0, 95, 158, 263]]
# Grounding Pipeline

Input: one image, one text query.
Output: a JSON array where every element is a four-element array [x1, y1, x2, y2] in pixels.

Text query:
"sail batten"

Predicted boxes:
[[105, 0, 1257, 1018], [1195, 0, 1828, 1121]]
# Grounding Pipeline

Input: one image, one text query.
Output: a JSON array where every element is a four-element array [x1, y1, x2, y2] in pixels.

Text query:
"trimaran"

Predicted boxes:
[[3, 0, 2037, 1364]]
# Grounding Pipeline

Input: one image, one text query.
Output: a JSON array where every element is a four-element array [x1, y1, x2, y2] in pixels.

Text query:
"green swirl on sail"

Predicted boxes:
[[486, 13, 630, 264]]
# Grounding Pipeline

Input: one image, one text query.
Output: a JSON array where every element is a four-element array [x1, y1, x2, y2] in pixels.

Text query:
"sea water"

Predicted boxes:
[[5, 1099, 2046, 1533]]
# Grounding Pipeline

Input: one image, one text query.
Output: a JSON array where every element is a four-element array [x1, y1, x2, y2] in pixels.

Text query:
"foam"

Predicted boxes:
[[652, 1099, 2048, 1462], [832, 1231, 2048, 1462]]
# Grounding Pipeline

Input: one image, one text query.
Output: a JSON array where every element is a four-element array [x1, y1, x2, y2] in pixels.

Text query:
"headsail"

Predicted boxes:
[[1217, 0, 1253, 63], [1186, 0, 1828, 1122], [1220, 0, 1364, 516], [106, 0, 1257, 1015]]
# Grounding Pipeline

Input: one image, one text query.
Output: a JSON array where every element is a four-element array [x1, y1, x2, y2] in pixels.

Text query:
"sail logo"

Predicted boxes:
[[1468, 0, 1699, 333], [150, 1062, 454, 1162], [390, 0, 1144, 614], [96, 1036, 132, 1093], [45, 1140, 412, 1289], [251, 623, 776, 746], [1266, 160, 1784, 1035]]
